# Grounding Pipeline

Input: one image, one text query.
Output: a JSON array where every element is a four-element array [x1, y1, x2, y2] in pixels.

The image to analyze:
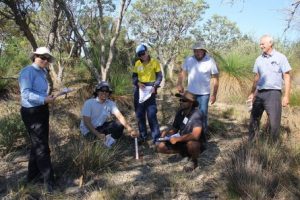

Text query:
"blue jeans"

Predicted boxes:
[[134, 87, 160, 143], [196, 94, 210, 141]]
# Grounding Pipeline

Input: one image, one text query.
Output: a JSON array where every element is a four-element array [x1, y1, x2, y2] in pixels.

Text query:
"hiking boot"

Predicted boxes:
[[183, 159, 198, 172]]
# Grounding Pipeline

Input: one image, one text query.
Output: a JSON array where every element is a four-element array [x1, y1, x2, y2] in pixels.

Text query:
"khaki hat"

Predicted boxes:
[[31, 47, 55, 63], [192, 41, 208, 52], [175, 91, 196, 102]]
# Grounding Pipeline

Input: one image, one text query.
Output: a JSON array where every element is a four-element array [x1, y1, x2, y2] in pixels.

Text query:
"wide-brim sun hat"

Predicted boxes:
[[191, 41, 208, 52], [30, 47, 55, 63], [175, 91, 196, 102]]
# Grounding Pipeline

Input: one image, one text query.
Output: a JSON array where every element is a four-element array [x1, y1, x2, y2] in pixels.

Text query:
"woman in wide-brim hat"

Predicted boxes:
[[19, 46, 56, 192]]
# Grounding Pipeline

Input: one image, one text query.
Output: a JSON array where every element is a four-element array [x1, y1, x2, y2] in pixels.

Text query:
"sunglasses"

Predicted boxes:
[[138, 51, 146, 57], [179, 99, 190, 103], [99, 89, 110, 93], [38, 55, 51, 62]]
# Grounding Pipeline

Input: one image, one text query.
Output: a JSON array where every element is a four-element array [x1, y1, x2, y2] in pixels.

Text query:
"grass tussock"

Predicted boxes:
[[52, 137, 122, 180], [0, 105, 27, 156], [224, 140, 300, 199]]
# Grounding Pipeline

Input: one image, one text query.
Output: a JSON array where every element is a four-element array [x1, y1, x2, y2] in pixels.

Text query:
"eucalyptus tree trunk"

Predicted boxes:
[[97, 0, 131, 81]]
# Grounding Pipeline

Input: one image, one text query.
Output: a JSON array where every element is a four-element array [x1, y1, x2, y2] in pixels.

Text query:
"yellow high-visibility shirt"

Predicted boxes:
[[133, 58, 161, 83]]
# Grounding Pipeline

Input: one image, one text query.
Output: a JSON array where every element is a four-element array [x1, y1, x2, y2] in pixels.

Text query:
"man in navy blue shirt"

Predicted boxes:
[[156, 91, 204, 171]]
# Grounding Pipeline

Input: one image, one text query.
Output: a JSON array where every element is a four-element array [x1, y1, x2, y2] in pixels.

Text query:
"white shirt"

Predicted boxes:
[[182, 54, 219, 95], [80, 97, 119, 135]]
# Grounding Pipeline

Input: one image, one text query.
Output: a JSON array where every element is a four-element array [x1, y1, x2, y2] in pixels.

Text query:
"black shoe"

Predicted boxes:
[[183, 159, 198, 172], [138, 138, 146, 146], [44, 182, 54, 193]]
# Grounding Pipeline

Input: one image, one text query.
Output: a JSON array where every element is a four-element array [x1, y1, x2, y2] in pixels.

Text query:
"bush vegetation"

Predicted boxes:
[[225, 140, 300, 199], [0, 105, 27, 155]]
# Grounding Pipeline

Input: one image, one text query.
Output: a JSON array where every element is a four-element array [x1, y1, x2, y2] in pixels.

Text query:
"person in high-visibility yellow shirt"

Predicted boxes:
[[132, 44, 162, 144]]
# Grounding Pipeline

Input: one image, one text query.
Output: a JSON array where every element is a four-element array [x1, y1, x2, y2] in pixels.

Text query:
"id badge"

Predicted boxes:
[[138, 66, 144, 71], [183, 117, 188, 124]]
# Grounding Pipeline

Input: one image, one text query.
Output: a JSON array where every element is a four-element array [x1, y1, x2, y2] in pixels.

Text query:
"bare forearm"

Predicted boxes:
[[212, 76, 219, 96], [250, 74, 259, 94], [176, 133, 198, 143], [284, 73, 291, 99], [177, 70, 186, 86]]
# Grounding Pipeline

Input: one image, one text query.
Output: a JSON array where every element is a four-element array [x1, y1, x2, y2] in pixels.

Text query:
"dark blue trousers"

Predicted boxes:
[[134, 87, 160, 143], [21, 105, 54, 185]]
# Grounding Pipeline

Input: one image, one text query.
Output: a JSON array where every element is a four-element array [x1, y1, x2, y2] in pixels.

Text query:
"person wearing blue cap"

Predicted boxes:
[[132, 44, 163, 144], [80, 81, 138, 146]]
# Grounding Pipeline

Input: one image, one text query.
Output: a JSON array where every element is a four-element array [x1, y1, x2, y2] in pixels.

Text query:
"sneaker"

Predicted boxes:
[[104, 134, 116, 148]]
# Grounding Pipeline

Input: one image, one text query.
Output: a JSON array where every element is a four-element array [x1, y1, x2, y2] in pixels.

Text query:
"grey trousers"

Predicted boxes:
[[249, 90, 282, 141]]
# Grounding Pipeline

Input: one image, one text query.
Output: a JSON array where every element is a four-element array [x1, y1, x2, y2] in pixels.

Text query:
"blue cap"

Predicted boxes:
[[135, 44, 147, 54]]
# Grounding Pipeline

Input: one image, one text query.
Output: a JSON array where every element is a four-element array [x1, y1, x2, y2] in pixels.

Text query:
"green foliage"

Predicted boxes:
[[108, 67, 132, 95], [127, 0, 208, 80], [214, 52, 252, 79], [0, 37, 30, 92], [290, 90, 300, 107], [192, 15, 242, 51], [0, 112, 27, 155]]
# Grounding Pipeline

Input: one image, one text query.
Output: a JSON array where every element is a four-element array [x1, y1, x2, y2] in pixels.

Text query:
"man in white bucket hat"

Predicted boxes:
[[177, 41, 219, 145]]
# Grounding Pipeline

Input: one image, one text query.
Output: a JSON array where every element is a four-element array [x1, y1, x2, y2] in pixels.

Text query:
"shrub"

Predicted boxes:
[[0, 112, 27, 155]]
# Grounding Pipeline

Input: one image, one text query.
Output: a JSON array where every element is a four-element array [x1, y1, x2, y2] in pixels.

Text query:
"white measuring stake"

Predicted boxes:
[[135, 138, 139, 160]]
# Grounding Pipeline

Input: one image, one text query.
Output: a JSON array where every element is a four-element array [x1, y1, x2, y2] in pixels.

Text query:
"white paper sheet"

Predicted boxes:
[[139, 86, 153, 103], [104, 134, 116, 148], [157, 132, 181, 142]]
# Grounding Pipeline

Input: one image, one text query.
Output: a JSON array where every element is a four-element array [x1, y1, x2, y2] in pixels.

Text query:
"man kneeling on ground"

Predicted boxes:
[[156, 91, 204, 171], [80, 81, 138, 147]]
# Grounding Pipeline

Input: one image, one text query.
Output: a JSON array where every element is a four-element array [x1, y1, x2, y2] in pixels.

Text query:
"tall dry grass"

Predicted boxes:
[[224, 139, 300, 199]]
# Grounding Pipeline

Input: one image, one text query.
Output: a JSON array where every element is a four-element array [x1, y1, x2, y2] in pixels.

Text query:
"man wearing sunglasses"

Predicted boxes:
[[19, 47, 56, 192], [80, 81, 138, 147], [132, 44, 163, 144], [156, 91, 204, 171]]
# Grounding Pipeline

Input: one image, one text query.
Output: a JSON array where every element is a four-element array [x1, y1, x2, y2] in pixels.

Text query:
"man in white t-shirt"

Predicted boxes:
[[177, 41, 219, 143], [80, 81, 138, 147]]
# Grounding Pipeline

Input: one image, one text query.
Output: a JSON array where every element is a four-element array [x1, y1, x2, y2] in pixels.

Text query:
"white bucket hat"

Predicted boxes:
[[31, 47, 55, 63], [192, 41, 208, 52]]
